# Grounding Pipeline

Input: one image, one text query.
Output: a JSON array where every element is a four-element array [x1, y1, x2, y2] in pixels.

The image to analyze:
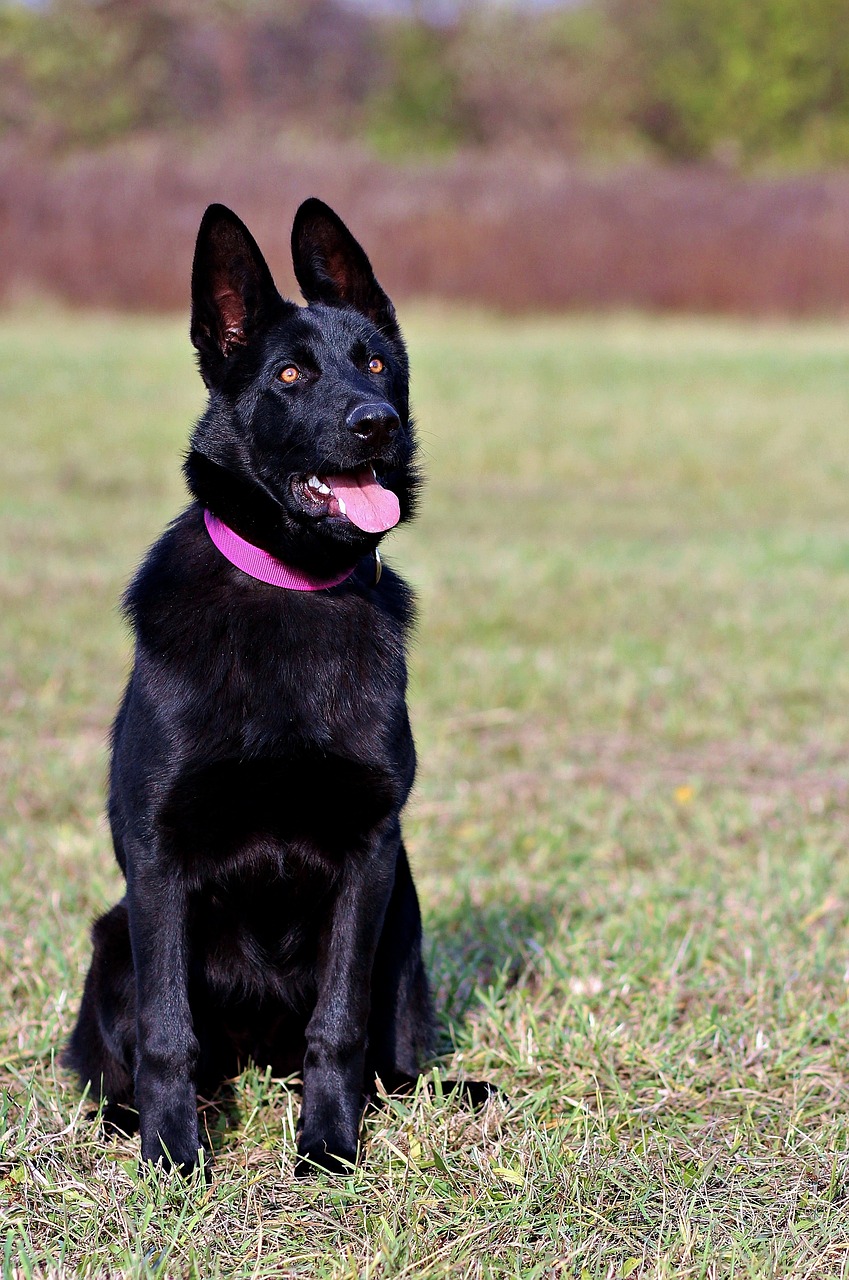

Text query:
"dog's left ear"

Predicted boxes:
[[291, 198, 400, 339]]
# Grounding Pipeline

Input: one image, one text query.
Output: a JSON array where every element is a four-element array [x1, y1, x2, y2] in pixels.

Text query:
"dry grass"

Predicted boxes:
[[5, 145, 849, 314], [2, 308, 849, 1275]]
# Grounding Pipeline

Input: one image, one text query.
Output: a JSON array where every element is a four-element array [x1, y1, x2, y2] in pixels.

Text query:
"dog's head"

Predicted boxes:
[[185, 199, 416, 575]]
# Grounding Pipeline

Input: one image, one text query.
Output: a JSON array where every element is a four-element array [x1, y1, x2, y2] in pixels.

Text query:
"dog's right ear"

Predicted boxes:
[[190, 204, 281, 378]]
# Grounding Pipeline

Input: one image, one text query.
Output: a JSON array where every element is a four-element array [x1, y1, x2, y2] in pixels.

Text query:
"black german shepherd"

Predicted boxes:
[[65, 199, 441, 1176]]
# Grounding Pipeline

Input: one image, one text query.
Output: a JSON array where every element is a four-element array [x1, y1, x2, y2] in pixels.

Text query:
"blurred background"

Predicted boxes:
[[2, 0, 849, 313], [7, 6, 849, 1270]]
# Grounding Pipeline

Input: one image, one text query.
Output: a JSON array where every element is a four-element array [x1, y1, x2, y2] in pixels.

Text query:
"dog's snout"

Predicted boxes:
[[346, 401, 400, 449]]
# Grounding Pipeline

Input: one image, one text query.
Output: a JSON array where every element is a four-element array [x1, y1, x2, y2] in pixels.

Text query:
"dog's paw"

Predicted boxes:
[[139, 1147, 210, 1182], [100, 1102, 140, 1137], [441, 1078, 505, 1109], [140, 1127, 208, 1179], [294, 1134, 357, 1178]]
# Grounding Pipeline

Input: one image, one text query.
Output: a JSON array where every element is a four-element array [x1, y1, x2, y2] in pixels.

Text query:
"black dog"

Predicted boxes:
[[65, 198, 442, 1176]]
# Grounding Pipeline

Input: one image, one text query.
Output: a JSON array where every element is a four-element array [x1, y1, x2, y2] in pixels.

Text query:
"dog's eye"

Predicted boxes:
[[279, 366, 300, 384], [367, 356, 385, 375]]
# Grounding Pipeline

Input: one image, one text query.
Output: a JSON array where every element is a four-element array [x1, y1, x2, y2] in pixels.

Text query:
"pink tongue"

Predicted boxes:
[[327, 469, 401, 533]]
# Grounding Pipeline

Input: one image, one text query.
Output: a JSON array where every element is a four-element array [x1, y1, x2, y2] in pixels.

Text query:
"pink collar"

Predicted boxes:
[[204, 509, 356, 591]]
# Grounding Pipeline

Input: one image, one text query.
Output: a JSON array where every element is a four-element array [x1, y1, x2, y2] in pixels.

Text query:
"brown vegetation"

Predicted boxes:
[[4, 143, 849, 313], [3, 1, 849, 314]]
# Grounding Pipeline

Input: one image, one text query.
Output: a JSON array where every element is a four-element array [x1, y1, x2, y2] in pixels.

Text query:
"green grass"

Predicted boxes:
[[2, 308, 849, 1277]]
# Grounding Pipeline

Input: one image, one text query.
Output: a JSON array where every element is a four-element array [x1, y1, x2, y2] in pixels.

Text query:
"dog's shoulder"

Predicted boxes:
[[121, 504, 216, 641]]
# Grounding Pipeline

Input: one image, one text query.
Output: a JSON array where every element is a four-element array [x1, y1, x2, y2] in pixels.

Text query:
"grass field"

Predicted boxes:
[[2, 308, 849, 1278]]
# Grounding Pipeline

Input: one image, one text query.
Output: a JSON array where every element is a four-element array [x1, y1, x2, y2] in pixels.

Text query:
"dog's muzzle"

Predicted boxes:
[[346, 402, 400, 452]]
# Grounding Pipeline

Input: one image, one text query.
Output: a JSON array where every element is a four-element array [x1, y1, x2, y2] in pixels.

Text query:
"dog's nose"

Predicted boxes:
[[346, 401, 400, 450]]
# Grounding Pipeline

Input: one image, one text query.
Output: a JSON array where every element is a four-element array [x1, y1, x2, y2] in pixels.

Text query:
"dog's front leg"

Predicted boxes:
[[296, 819, 399, 1176], [126, 849, 202, 1174]]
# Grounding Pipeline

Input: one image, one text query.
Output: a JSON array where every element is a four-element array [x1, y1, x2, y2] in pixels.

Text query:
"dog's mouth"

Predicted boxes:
[[291, 465, 401, 534]]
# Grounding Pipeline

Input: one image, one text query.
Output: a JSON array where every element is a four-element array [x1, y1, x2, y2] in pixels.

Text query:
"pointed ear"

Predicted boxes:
[[291, 198, 399, 334], [190, 204, 281, 372]]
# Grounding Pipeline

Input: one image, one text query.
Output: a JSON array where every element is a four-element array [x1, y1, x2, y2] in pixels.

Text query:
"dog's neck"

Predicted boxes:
[[204, 510, 357, 591]]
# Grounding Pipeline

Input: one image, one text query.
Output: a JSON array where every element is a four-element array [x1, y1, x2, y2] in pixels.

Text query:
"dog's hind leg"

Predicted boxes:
[[366, 843, 435, 1093], [366, 847, 500, 1113], [64, 901, 139, 1133]]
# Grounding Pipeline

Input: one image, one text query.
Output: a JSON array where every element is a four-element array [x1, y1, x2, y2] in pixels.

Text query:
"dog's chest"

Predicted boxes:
[[129, 563, 415, 875], [228, 592, 406, 753]]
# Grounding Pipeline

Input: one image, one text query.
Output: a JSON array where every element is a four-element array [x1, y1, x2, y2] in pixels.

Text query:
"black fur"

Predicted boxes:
[[64, 199, 436, 1176]]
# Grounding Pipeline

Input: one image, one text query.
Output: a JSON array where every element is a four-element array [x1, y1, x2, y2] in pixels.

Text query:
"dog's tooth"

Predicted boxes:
[[307, 474, 321, 489], [316, 482, 331, 495], [338, 497, 348, 516]]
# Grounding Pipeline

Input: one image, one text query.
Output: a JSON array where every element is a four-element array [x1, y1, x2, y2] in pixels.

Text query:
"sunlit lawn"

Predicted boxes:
[[2, 308, 849, 1277]]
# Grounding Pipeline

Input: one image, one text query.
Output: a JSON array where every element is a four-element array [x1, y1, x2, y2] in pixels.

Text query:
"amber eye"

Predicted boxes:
[[279, 365, 300, 384], [367, 356, 385, 374]]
